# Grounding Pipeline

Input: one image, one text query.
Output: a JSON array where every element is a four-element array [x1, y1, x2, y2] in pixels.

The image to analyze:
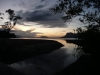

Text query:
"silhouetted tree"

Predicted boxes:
[[0, 9, 21, 32], [50, 0, 100, 40], [0, 9, 22, 50], [50, 0, 100, 25]]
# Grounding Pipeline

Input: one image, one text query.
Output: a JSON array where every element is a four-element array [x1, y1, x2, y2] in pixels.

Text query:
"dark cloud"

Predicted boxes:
[[35, 5, 45, 9], [26, 10, 52, 21], [41, 0, 45, 2], [13, 0, 66, 28], [20, 9, 66, 28], [17, 21, 33, 26], [38, 20, 67, 28]]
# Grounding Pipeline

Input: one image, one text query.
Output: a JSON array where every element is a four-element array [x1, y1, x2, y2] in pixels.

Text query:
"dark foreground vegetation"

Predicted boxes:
[[0, 39, 63, 64], [0, 30, 16, 38]]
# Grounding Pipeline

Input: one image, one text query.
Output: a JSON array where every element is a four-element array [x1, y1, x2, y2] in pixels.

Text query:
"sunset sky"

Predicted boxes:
[[0, 0, 83, 37]]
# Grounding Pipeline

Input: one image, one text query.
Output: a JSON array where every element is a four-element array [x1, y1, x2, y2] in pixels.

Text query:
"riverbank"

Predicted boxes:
[[0, 39, 63, 64], [53, 40, 100, 75]]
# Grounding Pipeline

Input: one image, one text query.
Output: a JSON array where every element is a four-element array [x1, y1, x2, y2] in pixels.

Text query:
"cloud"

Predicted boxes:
[[25, 29, 35, 33], [26, 10, 52, 21], [18, 9, 66, 28], [13, 0, 66, 28], [17, 21, 34, 26], [41, 0, 45, 2], [16, 0, 46, 10], [35, 5, 45, 9], [38, 20, 67, 28], [11, 29, 43, 37]]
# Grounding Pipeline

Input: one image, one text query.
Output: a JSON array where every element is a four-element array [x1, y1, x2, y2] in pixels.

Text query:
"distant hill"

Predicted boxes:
[[0, 30, 17, 38], [40, 36, 48, 38], [62, 32, 77, 38]]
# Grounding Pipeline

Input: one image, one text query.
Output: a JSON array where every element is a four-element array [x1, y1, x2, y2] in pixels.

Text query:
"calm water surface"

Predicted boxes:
[[9, 38, 82, 75]]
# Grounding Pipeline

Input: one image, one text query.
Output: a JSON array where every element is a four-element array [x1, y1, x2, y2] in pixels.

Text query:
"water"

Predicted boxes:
[[9, 38, 81, 75]]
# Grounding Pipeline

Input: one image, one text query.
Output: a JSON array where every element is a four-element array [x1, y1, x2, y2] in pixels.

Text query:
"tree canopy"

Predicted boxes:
[[0, 9, 21, 32], [50, 0, 100, 25]]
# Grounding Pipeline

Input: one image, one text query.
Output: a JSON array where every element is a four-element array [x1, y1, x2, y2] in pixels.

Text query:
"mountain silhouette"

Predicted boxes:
[[62, 32, 77, 38]]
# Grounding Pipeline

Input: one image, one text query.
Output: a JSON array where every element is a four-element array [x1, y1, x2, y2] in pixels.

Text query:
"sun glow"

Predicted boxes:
[[12, 24, 34, 31]]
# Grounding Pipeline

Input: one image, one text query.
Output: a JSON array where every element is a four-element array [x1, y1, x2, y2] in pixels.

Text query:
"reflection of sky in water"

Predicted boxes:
[[9, 39, 77, 75]]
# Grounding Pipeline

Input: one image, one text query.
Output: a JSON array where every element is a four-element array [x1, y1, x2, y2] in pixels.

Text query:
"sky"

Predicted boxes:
[[0, 0, 83, 38]]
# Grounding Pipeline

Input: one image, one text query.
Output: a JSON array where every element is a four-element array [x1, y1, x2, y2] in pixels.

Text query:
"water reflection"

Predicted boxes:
[[9, 39, 80, 75]]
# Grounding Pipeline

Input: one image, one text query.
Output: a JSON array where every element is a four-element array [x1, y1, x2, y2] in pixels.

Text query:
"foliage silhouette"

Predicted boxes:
[[1, 9, 21, 31], [0, 31, 16, 38], [75, 25, 100, 40], [0, 9, 22, 50], [51, 0, 100, 40], [50, 0, 100, 24]]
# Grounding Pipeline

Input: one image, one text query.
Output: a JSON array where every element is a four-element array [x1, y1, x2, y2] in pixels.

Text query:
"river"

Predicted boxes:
[[9, 38, 82, 75]]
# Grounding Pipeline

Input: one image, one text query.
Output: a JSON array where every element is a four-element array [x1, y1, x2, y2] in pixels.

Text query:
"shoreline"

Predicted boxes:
[[0, 39, 63, 64]]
